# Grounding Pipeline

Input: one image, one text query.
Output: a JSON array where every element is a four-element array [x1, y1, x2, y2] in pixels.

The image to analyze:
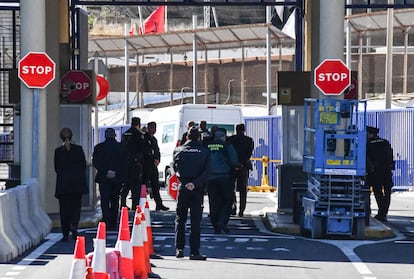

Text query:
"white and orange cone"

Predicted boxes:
[[139, 184, 147, 209], [91, 222, 108, 279], [131, 214, 148, 279], [115, 207, 134, 279], [144, 200, 163, 260], [69, 236, 87, 279]]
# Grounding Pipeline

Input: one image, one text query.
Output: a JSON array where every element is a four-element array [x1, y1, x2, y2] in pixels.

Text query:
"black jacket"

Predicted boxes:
[[93, 138, 127, 184], [228, 133, 254, 169], [54, 143, 87, 198], [122, 126, 146, 164], [173, 140, 211, 189]]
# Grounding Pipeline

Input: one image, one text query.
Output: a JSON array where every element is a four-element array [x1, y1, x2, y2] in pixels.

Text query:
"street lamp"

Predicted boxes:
[[224, 79, 235, 104], [181, 87, 192, 104]]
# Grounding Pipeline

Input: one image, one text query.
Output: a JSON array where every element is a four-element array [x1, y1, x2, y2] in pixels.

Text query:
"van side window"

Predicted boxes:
[[162, 123, 175, 143]]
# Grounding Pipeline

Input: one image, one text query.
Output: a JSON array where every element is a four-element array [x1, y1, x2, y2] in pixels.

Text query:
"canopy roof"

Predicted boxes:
[[346, 8, 414, 32], [88, 23, 294, 57]]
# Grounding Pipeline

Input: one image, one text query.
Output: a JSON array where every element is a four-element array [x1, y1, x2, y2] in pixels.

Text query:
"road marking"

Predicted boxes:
[[17, 233, 61, 266]]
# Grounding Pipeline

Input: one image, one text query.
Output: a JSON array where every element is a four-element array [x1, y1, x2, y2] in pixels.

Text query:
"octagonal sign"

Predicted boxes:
[[18, 52, 56, 89], [314, 59, 351, 95], [60, 70, 92, 103]]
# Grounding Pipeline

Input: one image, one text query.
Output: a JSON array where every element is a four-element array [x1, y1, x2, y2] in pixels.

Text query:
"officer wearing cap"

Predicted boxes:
[[93, 128, 127, 229], [173, 127, 211, 260], [366, 126, 394, 222]]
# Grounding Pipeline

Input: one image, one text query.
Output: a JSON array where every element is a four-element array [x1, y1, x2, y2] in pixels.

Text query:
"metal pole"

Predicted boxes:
[[266, 6, 272, 115], [403, 27, 409, 96], [124, 23, 130, 124], [192, 15, 198, 104], [385, 0, 394, 109], [32, 89, 39, 178], [345, 0, 352, 67]]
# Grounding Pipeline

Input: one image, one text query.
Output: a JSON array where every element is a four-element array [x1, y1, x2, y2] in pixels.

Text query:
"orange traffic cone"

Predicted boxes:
[[115, 207, 134, 279], [139, 184, 147, 209], [145, 201, 163, 260], [140, 213, 151, 273], [91, 222, 108, 279], [131, 215, 148, 279], [69, 236, 87, 279], [85, 267, 95, 279]]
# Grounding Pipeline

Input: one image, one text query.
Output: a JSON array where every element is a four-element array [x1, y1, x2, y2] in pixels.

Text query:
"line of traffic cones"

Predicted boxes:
[[69, 198, 162, 279]]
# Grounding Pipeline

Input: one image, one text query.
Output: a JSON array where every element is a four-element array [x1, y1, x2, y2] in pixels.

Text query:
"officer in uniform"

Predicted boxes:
[[93, 128, 127, 229], [366, 126, 394, 222], [228, 123, 254, 217], [143, 121, 169, 211], [173, 127, 211, 260], [120, 117, 146, 210], [206, 128, 240, 234]]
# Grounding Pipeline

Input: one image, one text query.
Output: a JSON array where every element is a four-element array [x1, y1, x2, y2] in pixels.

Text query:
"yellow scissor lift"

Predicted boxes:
[[247, 156, 281, 192]]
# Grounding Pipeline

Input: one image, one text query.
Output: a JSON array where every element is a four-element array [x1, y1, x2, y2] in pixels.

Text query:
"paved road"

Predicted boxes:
[[0, 191, 413, 279]]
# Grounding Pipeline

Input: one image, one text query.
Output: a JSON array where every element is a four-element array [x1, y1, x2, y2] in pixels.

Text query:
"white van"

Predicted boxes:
[[147, 104, 244, 185]]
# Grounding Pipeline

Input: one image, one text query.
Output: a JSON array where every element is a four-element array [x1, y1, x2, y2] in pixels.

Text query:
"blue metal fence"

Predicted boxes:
[[245, 109, 414, 191]]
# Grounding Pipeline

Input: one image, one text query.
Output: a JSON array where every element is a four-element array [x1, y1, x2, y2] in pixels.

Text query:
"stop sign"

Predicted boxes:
[[18, 52, 56, 89], [168, 173, 179, 201], [61, 70, 92, 103], [314, 59, 351, 95]]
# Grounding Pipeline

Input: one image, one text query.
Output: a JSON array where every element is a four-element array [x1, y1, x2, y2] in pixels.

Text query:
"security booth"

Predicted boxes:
[[277, 71, 310, 215]]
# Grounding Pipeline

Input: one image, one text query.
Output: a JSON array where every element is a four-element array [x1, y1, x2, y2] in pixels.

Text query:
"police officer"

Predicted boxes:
[[206, 128, 240, 234], [93, 128, 127, 229], [142, 121, 169, 211], [120, 117, 146, 210], [173, 127, 211, 260], [366, 126, 394, 222], [228, 124, 254, 217]]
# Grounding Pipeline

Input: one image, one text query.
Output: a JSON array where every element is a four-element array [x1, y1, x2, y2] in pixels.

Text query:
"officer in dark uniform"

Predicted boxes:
[[142, 121, 169, 211], [93, 128, 127, 229], [173, 127, 211, 260], [366, 126, 394, 222], [228, 123, 254, 217], [120, 117, 146, 210]]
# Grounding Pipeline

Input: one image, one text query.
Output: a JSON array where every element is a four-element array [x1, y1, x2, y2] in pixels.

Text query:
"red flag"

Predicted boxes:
[[140, 6, 165, 35]]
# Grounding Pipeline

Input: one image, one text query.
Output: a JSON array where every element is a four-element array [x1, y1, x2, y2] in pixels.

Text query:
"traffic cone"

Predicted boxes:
[[115, 207, 134, 279], [144, 201, 163, 259], [91, 222, 108, 279], [131, 215, 148, 279], [85, 267, 95, 279], [69, 236, 87, 279], [140, 212, 151, 273], [140, 184, 147, 209]]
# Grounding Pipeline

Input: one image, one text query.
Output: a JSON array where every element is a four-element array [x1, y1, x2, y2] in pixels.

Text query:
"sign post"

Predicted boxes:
[[18, 52, 56, 177], [314, 59, 351, 96]]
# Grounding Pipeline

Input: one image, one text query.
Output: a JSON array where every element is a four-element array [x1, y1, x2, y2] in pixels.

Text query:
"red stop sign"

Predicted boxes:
[[168, 173, 179, 201], [314, 59, 351, 95], [18, 52, 56, 89], [60, 70, 92, 103]]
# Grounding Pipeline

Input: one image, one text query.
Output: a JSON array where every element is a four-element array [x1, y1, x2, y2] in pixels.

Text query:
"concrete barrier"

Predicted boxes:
[[7, 187, 32, 252], [24, 179, 52, 238], [0, 193, 18, 262], [0, 179, 52, 263]]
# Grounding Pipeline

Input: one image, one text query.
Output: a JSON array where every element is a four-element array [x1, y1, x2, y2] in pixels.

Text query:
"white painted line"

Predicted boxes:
[[363, 277, 377, 279], [5, 272, 19, 276], [394, 240, 414, 244], [17, 233, 61, 266]]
